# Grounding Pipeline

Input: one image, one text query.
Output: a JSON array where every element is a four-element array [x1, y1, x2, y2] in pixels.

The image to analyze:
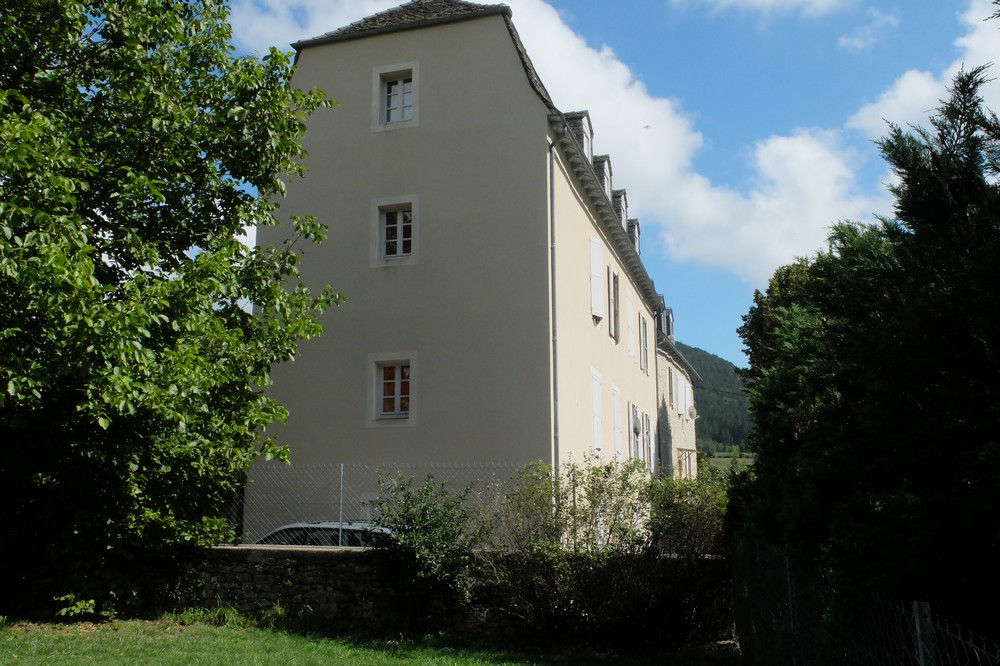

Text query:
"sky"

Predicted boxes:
[[229, 0, 1000, 366]]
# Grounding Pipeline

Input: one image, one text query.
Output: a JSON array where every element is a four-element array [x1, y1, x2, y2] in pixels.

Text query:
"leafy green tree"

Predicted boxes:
[[0, 0, 337, 613], [734, 66, 1000, 636]]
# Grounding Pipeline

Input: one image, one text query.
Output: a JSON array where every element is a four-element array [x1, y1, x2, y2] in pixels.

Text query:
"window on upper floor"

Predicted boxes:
[[381, 205, 412, 259], [378, 362, 410, 419], [371, 196, 418, 267], [368, 351, 416, 426], [383, 75, 413, 123], [373, 62, 418, 131]]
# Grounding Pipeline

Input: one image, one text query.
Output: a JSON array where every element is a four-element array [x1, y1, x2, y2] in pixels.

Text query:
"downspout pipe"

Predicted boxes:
[[548, 125, 565, 476]]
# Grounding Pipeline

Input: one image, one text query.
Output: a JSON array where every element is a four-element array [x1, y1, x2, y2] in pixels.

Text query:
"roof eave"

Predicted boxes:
[[549, 114, 660, 312]]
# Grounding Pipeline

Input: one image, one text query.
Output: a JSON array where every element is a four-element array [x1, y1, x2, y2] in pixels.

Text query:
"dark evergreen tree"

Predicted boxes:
[[733, 66, 1000, 640]]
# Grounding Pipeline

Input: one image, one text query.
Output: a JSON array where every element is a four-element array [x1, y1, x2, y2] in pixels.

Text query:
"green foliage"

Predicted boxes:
[[648, 461, 730, 560], [371, 460, 733, 649], [0, 0, 339, 614], [674, 342, 751, 455], [371, 473, 483, 600], [734, 65, 1000, 640]]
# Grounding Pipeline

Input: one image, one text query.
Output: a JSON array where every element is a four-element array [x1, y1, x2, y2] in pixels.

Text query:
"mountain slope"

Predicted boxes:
[[675, 341, 751, 455]]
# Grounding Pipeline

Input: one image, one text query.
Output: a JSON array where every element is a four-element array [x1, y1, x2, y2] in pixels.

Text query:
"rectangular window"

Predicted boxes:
[[382, 206, 412, 258], [590, 238, 605, 318], [379, 362, 410, 418], [373, 62, 418, 131], [383, 75, 413, 123], [608, 268, 620, 341]]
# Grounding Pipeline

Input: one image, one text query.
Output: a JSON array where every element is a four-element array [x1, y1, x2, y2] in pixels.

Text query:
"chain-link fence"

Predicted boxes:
[[733, 541, 1000, 665], [228, 460, 520, 544]]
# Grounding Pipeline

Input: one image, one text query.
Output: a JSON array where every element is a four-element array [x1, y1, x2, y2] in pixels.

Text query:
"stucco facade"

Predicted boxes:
[[249, 0, 690, 530]]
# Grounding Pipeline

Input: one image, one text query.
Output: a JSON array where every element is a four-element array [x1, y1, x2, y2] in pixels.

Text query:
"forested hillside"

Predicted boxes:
[[674, 341, 750, 455]]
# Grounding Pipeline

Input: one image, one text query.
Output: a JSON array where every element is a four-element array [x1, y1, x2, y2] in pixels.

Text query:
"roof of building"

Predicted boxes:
[[292, 0, 556, 111], [657, 333, 703, 385]]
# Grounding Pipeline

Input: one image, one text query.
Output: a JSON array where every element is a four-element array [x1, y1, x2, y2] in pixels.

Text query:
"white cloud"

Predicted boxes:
[[667, 0, 852, 18], [225, 0, 990, 289], [848, 0, 1000, 140], [229, 0, 397, 53], [838, 8, 899, 53]]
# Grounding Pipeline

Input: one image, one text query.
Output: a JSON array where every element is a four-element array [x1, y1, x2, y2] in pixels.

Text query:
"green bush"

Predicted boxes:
[[369, 459, 733, 649]]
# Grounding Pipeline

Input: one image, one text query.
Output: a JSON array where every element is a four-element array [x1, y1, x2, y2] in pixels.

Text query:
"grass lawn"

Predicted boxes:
[[0, 616, 740, 665]]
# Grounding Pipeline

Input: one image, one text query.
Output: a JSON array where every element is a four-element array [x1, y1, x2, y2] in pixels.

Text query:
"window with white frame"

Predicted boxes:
[[608, 268, 620, 341], [373, 63, 418, 131], [368, 352, 416, 426], [381, 205, 412, 259], [371, 196, 418, 267], [378, 362, 410, 418], [383, 75, 413, 123]]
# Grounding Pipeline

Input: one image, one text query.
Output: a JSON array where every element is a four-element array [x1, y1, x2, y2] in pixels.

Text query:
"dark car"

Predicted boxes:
[[254, 521, 390, 547]]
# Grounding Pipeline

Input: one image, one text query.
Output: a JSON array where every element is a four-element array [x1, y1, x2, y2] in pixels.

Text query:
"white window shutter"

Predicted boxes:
[[590, 238, 605, 318], [612, 388, 623, 461], [591, 369, 603, 454], [626, 295, 635, 359]]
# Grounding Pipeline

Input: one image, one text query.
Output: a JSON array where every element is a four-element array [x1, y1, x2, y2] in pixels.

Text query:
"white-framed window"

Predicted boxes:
[[367, 352, 416, 427], [591, 368, 603, 455], [378, 362, 410, 418], [590, 237, 605, 319], [371, 196, 418, 267], [382, 206, 412, 258], [639, 315, 649, 373], [384, 75, 413, 123], [373, 62, 418, 131], [608, 267, 620, 342]]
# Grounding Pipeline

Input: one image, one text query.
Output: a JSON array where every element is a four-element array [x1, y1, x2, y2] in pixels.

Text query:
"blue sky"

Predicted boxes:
[[230, 0, 1000, 366]]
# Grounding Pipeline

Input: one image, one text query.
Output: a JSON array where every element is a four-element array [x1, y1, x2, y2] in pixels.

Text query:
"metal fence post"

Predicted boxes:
[[338, 463, 345, 547], [913, 601, 937, 666]]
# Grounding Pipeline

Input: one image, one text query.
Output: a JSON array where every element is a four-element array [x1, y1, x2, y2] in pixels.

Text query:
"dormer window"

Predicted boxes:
[[612, 189, 628, 228], [565, 111, 594, 163], [594, 155, 612, 197]]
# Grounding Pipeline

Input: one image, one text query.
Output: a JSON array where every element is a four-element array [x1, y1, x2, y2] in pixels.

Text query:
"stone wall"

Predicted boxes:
[[182, 545, 480, 634]]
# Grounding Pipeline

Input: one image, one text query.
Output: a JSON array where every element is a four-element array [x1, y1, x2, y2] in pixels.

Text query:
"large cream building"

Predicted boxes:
[[250, 0, 699, 529]]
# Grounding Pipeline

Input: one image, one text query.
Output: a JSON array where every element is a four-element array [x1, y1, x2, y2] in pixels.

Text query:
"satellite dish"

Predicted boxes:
[[687, 406, 699, 420]]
